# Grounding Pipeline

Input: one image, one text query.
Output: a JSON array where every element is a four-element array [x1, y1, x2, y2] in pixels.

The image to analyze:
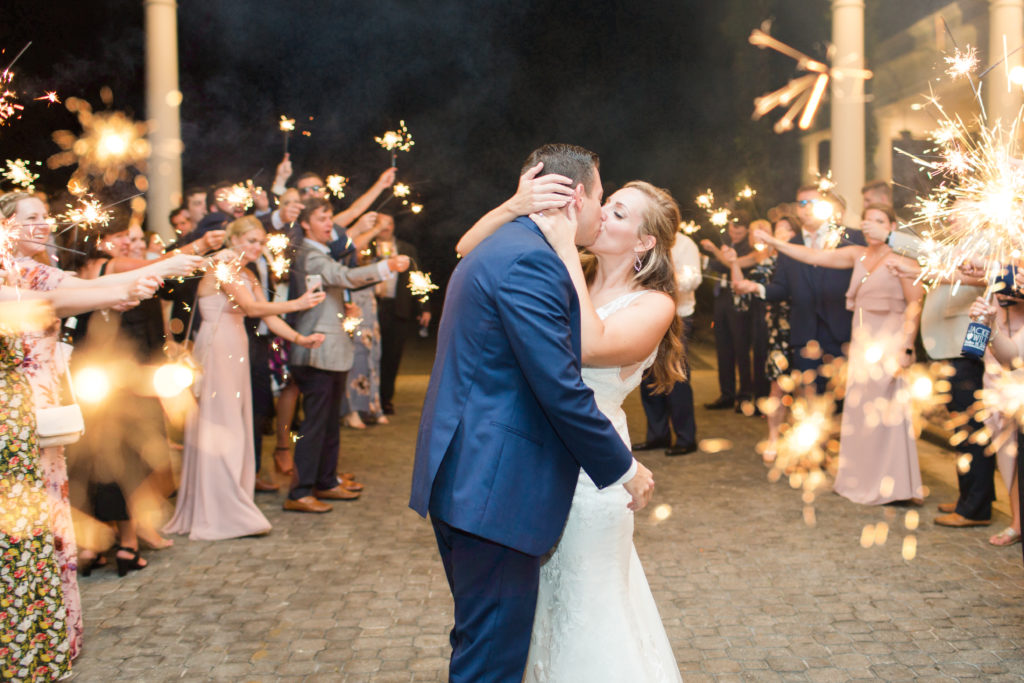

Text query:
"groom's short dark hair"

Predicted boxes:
[[522, 144, 600, 194]]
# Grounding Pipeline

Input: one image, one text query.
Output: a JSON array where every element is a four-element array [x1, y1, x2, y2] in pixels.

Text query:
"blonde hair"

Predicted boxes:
[[582, 180, 686, 393], [226, 215, 265, 242], [0, 191, 33, 220]]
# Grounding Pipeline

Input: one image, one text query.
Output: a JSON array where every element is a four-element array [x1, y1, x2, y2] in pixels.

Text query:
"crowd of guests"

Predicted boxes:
[[633, 178, 1020, 553], [0, 154, 429, 680]]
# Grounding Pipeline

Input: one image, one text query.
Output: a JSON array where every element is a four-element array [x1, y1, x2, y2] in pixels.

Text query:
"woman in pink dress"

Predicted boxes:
[[164, 216, 325, 540], [2, 191, 202, 658], [753, 204, 926, 504]]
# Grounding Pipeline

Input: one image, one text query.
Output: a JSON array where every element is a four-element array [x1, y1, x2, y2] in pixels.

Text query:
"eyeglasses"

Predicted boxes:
[[797, 199, 814, 207], [299, 185, 322, 195]]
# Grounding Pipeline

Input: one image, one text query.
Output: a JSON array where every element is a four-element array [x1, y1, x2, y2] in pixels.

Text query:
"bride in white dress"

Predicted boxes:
[[459, 166, 686, 682]]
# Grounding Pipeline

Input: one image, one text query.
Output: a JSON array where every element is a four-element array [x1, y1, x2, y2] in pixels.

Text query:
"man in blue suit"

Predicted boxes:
[[410, 144, 655, 682], [740, 185, 861, 394]]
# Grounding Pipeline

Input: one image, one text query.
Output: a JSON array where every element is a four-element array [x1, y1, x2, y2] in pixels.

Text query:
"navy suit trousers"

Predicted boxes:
[[432, 518, 539, 683]]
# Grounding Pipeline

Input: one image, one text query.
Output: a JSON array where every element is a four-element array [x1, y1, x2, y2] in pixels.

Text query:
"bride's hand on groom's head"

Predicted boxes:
[[508, 162, 575, 216], [530, 203, 577, 253]]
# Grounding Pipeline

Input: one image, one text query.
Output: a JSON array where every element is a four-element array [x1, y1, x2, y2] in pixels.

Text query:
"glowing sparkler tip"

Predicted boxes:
[[408, 270, 438, 302], [279, 115, 296, 132], [944, 45, 980, 79]]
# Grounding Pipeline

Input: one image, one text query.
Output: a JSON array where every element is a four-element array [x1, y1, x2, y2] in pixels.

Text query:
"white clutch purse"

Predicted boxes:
[[35, 342, 85, 448]]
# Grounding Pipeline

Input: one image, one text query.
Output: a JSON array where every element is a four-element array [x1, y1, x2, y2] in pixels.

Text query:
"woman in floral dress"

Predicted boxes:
[[0, 323, 70, 682]]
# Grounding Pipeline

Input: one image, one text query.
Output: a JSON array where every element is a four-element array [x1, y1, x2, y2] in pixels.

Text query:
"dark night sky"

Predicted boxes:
[[0, 1, 939, 283]]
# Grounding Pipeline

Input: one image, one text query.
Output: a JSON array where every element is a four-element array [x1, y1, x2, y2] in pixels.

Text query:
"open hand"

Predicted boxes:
[[623, 461, 655, 511], [507, 162, 574, 216]]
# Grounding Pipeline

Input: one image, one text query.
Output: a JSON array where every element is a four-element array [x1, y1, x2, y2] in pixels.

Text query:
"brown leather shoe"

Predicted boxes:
[[283, 496, 332, 513], [937, 502, 956, 514], [254, 477, 279, 493], [313, 485, 360, 501], [935, 512, 991, 527]]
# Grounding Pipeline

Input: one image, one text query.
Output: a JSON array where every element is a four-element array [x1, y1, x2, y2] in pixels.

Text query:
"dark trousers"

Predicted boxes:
[[289, 366, 347, 500], [791, 320, 844, 395], [640, 315, 696, 447], [378, 298, 412, 405], [1018, 431, 1024, 566], [713, 291, 752, 400], [248, 333, 274, 473], [432, 517, 540, 683], [946, 358, 995, 520], [750, 299, 770, 400]]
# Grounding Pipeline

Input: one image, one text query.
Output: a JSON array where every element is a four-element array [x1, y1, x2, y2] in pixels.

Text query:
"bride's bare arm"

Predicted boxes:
[[530, 208, 674, 367], [455, 162, 574, 257]]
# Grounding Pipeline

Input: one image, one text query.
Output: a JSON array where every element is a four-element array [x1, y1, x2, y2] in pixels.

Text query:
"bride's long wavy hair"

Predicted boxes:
[[580, 180, 686, 394]]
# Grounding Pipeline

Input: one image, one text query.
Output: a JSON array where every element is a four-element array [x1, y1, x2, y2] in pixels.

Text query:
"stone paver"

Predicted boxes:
[[69, 340, 1024, 680]]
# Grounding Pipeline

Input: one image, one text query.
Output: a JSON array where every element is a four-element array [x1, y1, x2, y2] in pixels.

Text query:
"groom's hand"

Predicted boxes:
[[623, 462, 654, 511]]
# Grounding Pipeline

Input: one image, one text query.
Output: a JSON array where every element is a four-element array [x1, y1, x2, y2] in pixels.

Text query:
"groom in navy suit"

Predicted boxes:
[[410, 144, 655, 682]]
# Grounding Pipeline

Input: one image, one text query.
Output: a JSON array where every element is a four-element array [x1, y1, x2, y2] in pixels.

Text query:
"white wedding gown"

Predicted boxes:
[[524, 292, 682, 683]]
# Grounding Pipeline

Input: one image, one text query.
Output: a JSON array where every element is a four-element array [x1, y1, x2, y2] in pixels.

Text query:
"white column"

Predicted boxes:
[[987, 0, 1024, 129], [831, 0, 867, 220], [144, 0, 182, 240]]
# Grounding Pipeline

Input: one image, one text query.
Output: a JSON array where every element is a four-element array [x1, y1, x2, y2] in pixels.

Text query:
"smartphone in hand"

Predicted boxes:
[[305, 274, 323, 293]]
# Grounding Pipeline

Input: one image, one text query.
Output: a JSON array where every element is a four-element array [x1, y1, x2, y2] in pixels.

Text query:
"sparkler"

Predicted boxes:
[[279, 115, 295, 154], [59, 196, 113, 230], [341, 315, 363, 337], [408, 270, 439, 303], [375, 120, 414, 167], [266, 232, 291, 280], [393, 183, 411, 198], [0, 43, 31, 128], [35, 91, 60, 106], [223, 183, 254, 212], [945, 45, 980, 80], [2, 159, 40, 190], [749, 27, 873, 134], [49, 100, 150, 185], [410, 203, 423, 214], [0, 216, 19, 273], [326, 174, 348, 199]]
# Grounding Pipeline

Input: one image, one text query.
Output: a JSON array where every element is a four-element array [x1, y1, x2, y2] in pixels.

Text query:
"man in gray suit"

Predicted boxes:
[[286, 197, 410, 513]]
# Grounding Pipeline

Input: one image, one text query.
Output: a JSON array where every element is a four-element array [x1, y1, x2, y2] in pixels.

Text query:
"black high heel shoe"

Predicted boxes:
[[78, 554, 107, 577], [115, 546, 147, 577]]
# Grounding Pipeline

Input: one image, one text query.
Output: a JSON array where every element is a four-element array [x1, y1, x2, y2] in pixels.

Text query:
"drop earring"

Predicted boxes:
[[634, 253, 643, 272]]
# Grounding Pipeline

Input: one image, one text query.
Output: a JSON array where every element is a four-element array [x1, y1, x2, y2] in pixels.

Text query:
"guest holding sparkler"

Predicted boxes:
[[164, 217, 325, 539], [3, 191, 201, 652], [753, 204, 925, 504], [732, 209, 800, 462], [373, 213, 430, 417], [700, 212, 754, 411], [284, 198, 409, 513], [0, 286, 163, 682]]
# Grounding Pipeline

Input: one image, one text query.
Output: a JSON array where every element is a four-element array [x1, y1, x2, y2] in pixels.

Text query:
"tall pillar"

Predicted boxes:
[[144, 0, 182, 240], [987, 0, 1024, 129], [831, 0, 867, 221]]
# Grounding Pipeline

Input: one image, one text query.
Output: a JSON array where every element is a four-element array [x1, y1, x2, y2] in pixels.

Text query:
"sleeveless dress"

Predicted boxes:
[[833, 255, 923, 504], [164, 281, 272, 540], [524, 291, 682, 683]]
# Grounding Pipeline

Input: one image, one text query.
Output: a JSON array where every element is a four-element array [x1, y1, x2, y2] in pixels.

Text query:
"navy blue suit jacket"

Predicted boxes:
[[409, 217, 634, 556], [763, 229, 864, 350]]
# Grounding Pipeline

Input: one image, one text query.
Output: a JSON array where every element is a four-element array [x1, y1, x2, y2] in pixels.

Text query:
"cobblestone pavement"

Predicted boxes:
[[70, 341, 1024, 681]]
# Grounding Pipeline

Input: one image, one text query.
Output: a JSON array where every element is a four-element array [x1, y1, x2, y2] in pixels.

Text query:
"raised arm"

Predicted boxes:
[[333, 168, 396, 228], [752, 227, 861, 269], [61, 253, 205, 289], [531, 208, 674, 367], [456, 162, 573, 257], [214, 270, 325, 318], [305, 247, 408, 289]]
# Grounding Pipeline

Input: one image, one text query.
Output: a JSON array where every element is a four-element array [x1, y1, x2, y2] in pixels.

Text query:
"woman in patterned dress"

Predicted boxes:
[[730, 211, 799, 463], [2, 192, 201, 658], [0, 281, 161, 681]]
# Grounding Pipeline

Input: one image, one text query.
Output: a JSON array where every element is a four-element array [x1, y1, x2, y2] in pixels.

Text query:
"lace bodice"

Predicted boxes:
[[581, 291, 657, 448]]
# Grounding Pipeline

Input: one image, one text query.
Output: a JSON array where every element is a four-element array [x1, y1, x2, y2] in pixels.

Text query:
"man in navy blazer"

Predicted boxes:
[[410, 144, 654, 682]]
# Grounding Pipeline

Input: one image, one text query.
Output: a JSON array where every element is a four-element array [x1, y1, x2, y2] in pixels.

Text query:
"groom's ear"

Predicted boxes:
[[571, 184, 585, 210]]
